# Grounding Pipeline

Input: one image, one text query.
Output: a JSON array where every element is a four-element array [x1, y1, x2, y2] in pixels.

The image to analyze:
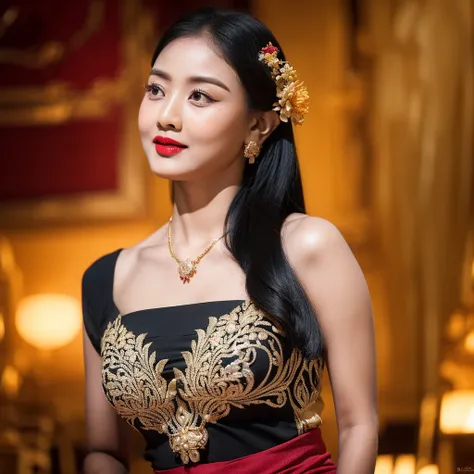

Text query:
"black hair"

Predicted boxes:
[[151, 7, 324, 360]]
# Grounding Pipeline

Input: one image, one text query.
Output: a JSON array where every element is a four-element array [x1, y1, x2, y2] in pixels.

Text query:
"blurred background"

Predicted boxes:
[[0, 0, 472, 473]]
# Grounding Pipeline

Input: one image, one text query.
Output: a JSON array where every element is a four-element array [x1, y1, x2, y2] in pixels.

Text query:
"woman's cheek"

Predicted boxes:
[[196, 106, 239, 139], [138, 99, 153, 135]]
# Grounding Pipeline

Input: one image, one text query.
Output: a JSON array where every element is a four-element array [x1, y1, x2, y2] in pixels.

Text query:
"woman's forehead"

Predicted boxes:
[[153, 36, 239, 84]]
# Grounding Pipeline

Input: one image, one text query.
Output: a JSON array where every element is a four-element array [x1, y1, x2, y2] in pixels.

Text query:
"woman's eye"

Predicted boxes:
[[191, 91, 204, 101], [190, 89, 214, 104], [144, 83, 163, 97]]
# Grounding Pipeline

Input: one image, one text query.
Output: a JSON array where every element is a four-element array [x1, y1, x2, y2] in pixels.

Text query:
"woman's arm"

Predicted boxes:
[[83, 327, 131, 474], [286, 216, 378, 474]]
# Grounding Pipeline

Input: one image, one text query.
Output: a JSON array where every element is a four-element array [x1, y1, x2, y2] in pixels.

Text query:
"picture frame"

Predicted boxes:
[[0, 1, 153, 227]]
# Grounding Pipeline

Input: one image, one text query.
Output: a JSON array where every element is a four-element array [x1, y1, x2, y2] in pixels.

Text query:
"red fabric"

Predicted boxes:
[[0, 1, 120, 88], [153, 428, 337, 474], [0, 0, 121, 201]]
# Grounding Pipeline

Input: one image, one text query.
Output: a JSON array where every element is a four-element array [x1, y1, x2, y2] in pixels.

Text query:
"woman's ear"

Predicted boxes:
[[245, 110, 280, 146]]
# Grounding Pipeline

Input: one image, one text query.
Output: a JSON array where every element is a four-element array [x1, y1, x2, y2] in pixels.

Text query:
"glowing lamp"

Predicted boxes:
[[418, 465, 438, 474], [1, 364, 21, 397], [15, 294, 81, 350], [440, 390, 474, 434], [375, 455, 394, 474], [392, 454, 415, 474]]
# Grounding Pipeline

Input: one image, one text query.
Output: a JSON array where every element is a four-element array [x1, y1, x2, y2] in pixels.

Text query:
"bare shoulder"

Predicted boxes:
[[283, 213, 371, 333], [283, 213, 350, 269]]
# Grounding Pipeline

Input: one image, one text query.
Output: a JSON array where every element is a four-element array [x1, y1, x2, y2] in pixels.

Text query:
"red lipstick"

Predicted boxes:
[[153, 136, 187, 157]]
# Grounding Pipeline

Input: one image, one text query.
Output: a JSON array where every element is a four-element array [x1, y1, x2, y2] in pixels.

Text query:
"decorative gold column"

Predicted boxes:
[[0, 237, 22, 399]]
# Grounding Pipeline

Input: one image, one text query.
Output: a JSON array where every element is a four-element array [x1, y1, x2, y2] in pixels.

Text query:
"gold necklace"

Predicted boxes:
[[167, 217, 225, 284]]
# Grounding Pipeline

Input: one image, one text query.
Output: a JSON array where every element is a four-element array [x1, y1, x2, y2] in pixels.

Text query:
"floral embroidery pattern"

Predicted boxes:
[[101, 301, 323, 464]]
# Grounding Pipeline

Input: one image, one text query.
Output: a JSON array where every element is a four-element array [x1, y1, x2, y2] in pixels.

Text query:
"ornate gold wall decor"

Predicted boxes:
[[0, 77, 128, 126], [0, 1, 155, 226], [0, 1, 106, 68]]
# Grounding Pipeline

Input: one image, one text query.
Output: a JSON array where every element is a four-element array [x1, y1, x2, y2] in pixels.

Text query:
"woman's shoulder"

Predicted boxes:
[[282, 214, 354, 283], [81, 250, 127, 317], [82, 248, 123, 289], [282, 213, 367, 330], [82, 249, 124, 351], [283, 213, 350, 271]]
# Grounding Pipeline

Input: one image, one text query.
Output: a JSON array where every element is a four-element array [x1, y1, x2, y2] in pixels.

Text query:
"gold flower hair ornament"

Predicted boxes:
[[258, 43, 309, 125]]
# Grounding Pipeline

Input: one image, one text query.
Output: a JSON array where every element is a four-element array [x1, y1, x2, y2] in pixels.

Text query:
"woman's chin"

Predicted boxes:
[[147, 161, 199, 181]]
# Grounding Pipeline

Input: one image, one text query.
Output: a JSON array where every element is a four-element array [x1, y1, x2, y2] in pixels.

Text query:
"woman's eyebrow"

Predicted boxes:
[[150, 68, 230, 92]]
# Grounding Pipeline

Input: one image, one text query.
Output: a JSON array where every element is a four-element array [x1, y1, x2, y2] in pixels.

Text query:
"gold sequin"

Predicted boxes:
[[101, 301, 324, 464]]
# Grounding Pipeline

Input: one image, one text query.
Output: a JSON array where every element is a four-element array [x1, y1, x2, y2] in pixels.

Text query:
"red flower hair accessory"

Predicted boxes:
[[258, 42, 309, 125], [261, 44, 279, 55]]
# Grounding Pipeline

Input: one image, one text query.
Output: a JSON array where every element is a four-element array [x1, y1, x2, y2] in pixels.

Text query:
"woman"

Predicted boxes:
[[82, 7, 378, 474]]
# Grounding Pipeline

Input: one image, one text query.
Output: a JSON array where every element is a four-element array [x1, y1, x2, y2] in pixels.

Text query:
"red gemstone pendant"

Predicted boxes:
[[178, 259, 197, 284]]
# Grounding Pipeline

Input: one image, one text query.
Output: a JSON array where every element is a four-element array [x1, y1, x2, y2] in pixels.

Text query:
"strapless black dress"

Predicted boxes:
[[82, 250, 328, 471]]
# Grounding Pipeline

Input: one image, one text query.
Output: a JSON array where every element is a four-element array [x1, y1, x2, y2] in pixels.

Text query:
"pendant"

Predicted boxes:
[[178, 258, 197, 284]]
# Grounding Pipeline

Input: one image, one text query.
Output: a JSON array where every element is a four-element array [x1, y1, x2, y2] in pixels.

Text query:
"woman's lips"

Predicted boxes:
[[154, 143, 187, 157], [153, 136, 187, 157]]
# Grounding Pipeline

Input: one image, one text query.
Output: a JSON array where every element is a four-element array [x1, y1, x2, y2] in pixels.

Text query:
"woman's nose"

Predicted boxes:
[[156, 95, 183, 131]]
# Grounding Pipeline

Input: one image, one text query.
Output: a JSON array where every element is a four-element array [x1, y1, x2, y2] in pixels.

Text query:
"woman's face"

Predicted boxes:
[[138, 36, 251, 181]]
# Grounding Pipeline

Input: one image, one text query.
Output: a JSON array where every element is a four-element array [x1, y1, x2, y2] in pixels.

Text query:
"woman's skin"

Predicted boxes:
[[83, 35, 378, 474]]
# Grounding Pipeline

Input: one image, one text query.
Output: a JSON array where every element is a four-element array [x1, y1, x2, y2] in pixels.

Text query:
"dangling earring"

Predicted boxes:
[[244, 141, 261, 164]]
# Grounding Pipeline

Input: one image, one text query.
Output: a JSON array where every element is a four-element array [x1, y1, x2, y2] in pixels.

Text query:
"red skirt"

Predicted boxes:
[[153, 428, 337, 474]]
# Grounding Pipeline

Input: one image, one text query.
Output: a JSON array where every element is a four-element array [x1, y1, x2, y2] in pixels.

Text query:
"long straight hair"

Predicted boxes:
[[152, 7, 324, 360]]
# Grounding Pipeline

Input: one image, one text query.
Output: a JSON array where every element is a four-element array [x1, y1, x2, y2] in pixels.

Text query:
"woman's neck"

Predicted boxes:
[[170, 180, 239, 249]]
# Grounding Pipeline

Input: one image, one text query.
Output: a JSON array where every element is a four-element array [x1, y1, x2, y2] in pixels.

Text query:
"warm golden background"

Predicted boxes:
[[0, 1, 473, 473]]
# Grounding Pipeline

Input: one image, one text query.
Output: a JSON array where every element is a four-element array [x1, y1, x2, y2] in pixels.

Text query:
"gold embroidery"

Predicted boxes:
[[101, 301, 324, 465], [101, 318, 175, 434], [289, 359, 324, 434]]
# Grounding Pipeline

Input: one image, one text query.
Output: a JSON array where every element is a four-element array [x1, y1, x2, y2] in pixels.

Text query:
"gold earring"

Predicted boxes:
[[244, 141, 261, 164]]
